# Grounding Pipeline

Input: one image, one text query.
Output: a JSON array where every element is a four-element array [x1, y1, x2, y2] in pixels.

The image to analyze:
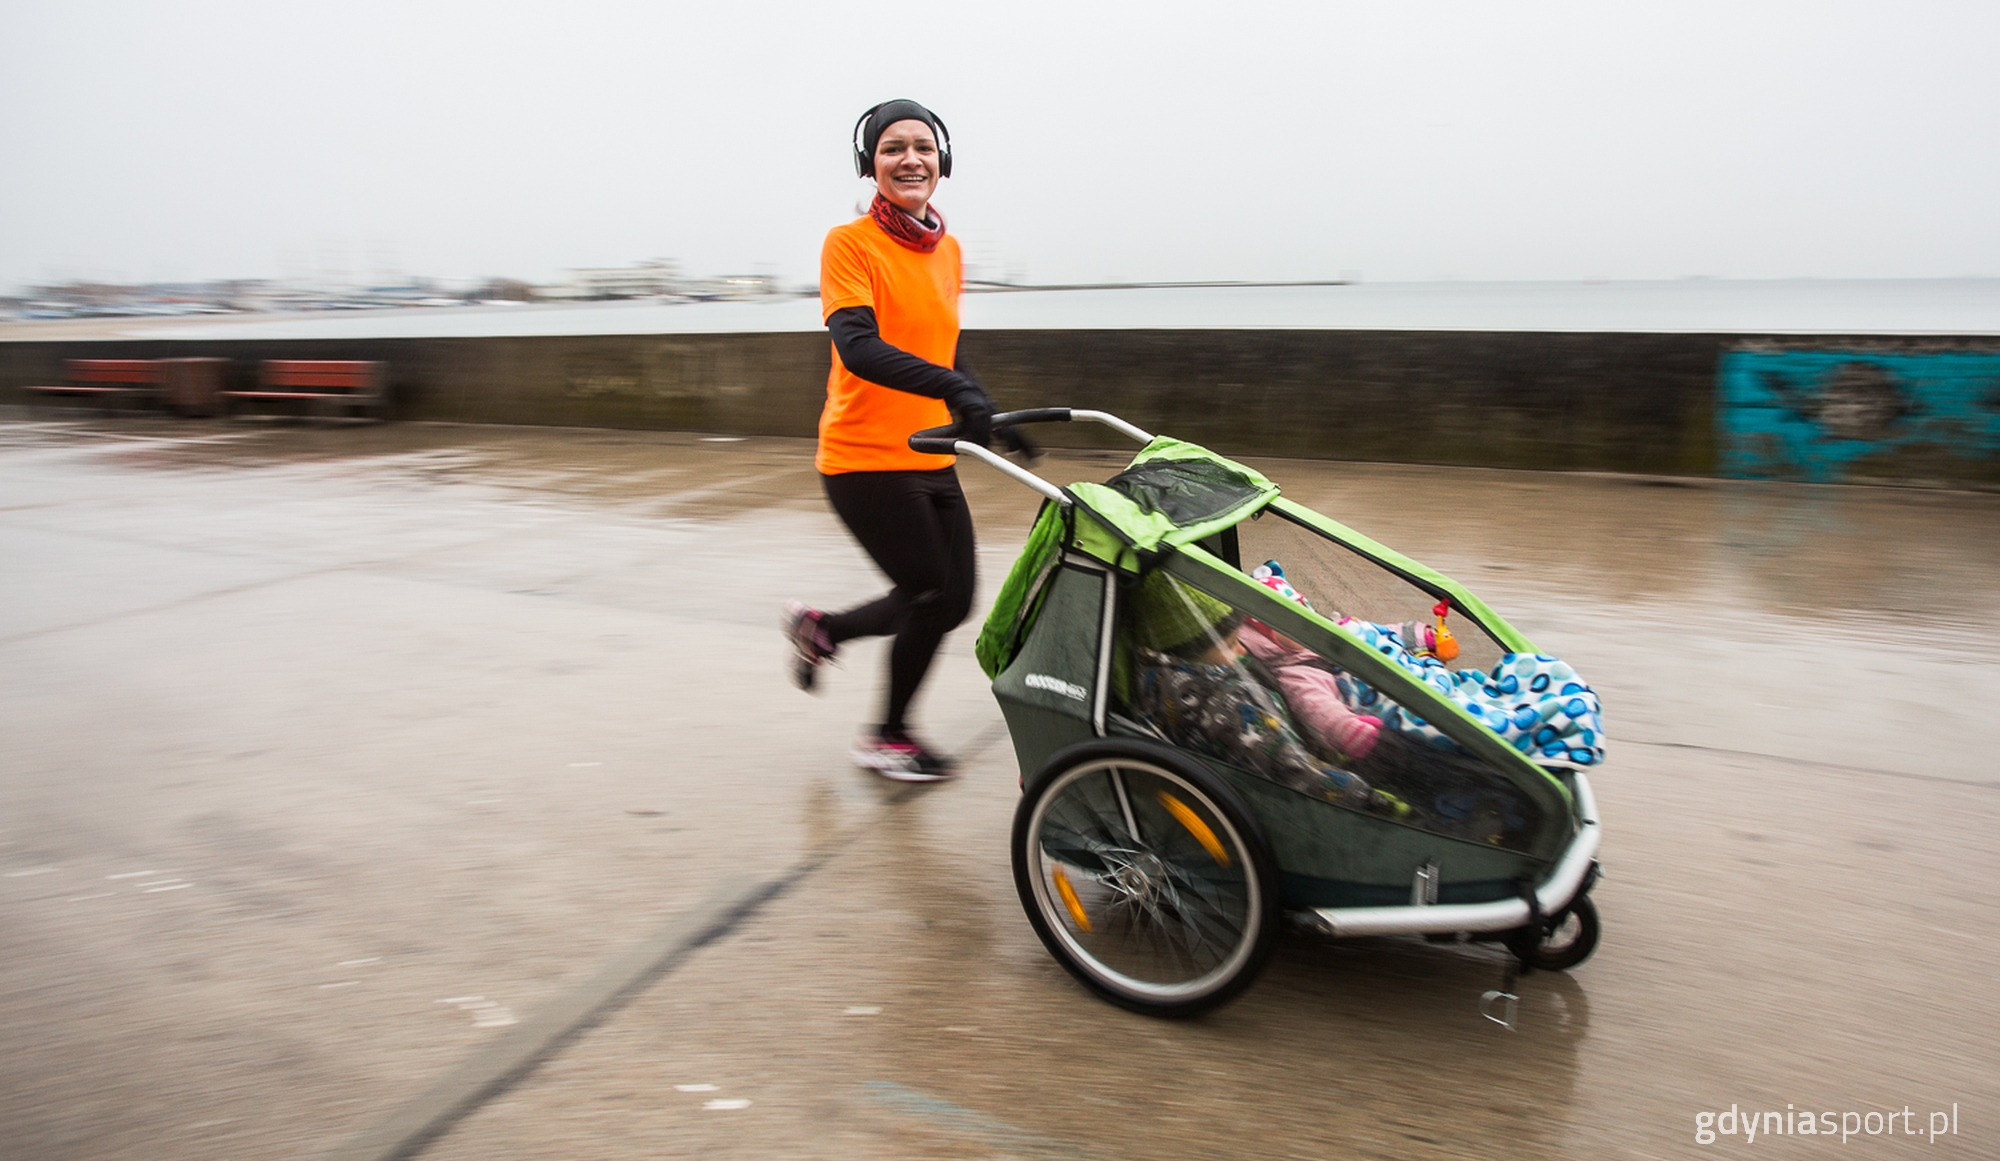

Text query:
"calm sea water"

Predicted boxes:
[[26, 278, 2000, 342]]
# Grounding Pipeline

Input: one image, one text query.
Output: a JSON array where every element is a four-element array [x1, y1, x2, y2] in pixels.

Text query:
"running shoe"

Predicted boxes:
[[850, 730, 956, 782], [783, 600, 835, 692]]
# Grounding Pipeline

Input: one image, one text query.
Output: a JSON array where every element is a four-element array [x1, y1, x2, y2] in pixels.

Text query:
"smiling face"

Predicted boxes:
[[871, 118, 941, 218]]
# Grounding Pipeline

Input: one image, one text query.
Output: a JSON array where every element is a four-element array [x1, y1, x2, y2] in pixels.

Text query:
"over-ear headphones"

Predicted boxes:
[[851, 100, 952, 180]]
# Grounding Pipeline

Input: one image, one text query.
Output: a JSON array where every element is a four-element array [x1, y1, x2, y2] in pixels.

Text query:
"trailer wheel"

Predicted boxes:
[[1505, 893, 1600, 971], [1013, 740, 1278, 1016]]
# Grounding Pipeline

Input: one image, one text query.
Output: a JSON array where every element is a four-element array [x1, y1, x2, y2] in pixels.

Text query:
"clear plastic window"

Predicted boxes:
[[1120, 568, 1544, 850], [1233, 510, 1506, 675]]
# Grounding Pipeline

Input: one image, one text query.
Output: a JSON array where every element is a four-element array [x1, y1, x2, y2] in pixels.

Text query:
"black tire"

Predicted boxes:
[[1504, 893, 1600, 971], [1012, 739, 1279, 1016]]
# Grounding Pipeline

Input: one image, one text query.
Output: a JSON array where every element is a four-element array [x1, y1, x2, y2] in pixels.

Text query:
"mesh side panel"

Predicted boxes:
[[1118, 569, 1542, 850], [1235, 511, 1506, 674], [1102, 459, 1266, 527]]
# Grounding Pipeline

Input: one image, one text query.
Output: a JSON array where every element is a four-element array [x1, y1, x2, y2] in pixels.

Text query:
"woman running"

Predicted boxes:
[[784, 98, 995, 782]]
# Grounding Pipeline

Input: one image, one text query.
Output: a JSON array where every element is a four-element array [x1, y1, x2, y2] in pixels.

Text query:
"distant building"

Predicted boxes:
[[560, 260, 684, 300], [683, 274, 781, 301]]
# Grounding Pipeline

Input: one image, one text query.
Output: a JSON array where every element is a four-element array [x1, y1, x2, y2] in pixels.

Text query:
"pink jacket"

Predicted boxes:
[[1239, 621, 1382, 760]]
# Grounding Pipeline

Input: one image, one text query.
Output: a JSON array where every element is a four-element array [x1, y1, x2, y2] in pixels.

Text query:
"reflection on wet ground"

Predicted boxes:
[[21, 417, 1993, 623], [1, 417, 1994, 1160]]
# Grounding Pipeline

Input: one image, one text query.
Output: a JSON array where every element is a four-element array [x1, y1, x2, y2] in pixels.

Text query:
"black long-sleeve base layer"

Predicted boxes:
[[819, 467, 976, 735], [826, 305, 980, 403]]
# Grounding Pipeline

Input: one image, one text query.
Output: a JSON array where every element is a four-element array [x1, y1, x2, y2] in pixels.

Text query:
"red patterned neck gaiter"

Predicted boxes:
[[869, 193, 946, 253]]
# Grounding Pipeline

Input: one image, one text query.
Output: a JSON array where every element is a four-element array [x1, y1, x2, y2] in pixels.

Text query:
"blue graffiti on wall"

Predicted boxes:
[[1718, 349, 2000, 482]]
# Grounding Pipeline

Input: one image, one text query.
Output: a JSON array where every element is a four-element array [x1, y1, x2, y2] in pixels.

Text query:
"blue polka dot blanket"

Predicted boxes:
[[1332, 620, 1606, 769]]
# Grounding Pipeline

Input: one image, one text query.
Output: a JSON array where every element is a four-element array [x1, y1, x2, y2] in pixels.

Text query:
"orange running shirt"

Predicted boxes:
[[816, 216, 963, 474]]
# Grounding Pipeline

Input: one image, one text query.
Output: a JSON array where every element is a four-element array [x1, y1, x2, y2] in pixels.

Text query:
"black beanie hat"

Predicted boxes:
[[856, 99, 950, 177]]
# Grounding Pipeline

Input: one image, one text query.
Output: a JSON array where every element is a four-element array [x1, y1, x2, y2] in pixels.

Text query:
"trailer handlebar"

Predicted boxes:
[[907, 408, 1153, 455], [905, 408, 1154, 505]]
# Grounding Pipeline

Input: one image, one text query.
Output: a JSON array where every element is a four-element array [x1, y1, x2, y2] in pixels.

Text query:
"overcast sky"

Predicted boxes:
[[3, 1, 1997, 291]]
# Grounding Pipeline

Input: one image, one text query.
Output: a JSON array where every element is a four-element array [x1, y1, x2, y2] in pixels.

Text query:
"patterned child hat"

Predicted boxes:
[[1132, 569, 1240, 654]]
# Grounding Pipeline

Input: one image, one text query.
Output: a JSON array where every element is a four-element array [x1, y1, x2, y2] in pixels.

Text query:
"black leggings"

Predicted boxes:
[[821, 468, 977, 734]]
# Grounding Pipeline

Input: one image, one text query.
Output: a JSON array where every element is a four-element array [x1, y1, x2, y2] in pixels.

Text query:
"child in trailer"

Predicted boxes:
[[1239, 560, 1606, 770], [1234, 561, 1392, 760], [1127, 568, 1551, 848], [1126, 571, 1408, 815]]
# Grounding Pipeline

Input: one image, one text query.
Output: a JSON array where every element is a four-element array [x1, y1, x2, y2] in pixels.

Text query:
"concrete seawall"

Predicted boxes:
[[0, 329, 1721, 474], [3, 324, 1995, 486]]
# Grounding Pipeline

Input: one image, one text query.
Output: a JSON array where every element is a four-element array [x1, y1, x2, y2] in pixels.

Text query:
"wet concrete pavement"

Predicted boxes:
[[1, 417, 1994, 1160]]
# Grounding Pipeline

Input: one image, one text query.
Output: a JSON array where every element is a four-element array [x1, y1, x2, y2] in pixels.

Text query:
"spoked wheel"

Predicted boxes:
[[1504, 893, 1600, 971], [1013, 740, 1278, 1016]]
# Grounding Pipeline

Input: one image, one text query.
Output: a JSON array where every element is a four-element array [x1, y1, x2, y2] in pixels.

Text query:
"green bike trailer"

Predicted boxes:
[[912, 409, 1603, 1016]]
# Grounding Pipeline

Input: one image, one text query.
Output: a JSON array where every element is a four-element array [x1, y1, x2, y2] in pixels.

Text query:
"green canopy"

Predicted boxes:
[[1066, 437, 1280, 558]]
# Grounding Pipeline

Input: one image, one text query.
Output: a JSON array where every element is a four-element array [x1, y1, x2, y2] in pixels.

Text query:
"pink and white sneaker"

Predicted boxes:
[[783, 600, 836, 692], [850, 730, 956, 782]]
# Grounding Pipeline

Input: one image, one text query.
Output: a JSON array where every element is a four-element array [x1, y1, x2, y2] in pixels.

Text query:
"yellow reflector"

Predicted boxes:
[[1052, 864, 1092, 932], [1157, 791, 1231, 866]]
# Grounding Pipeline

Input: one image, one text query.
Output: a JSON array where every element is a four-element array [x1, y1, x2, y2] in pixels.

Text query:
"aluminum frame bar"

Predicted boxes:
[[953, 441, 1067, 503], [1070, 410, 1153, 444]]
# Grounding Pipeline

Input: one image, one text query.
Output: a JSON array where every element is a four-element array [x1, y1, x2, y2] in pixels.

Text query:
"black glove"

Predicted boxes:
[[997, 423, 1042, 463], [943, 379, 994, 449]]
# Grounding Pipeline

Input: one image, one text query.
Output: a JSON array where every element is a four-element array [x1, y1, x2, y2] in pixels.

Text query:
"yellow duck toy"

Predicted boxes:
[[1431, 600, 1460, 662]]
